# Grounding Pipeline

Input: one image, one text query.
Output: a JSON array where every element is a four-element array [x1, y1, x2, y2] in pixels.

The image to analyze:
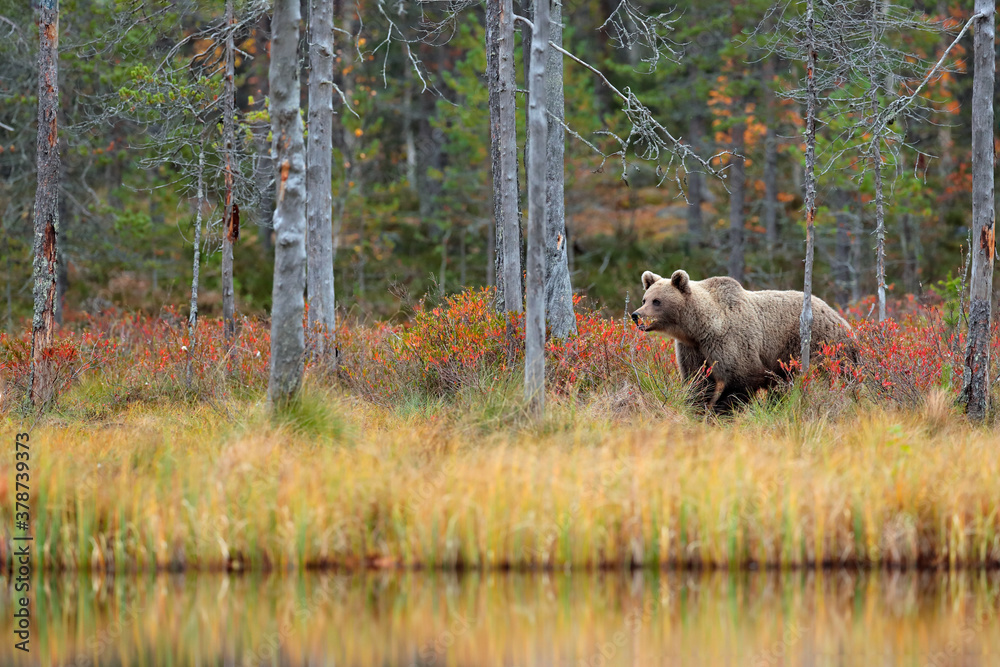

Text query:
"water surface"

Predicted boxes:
[[4, 570, 999, 666]]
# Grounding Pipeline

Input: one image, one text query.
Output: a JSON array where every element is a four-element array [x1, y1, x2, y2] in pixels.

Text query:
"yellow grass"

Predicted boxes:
[[4, 570, 1000, 667], [2, 386, 999, 572]]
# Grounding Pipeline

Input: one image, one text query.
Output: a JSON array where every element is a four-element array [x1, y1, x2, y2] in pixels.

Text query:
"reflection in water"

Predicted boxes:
[[3, 570, 999, 666]]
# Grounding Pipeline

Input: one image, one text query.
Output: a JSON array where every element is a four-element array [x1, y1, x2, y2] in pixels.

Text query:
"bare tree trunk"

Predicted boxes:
[[268, 0, 308, 408], [545, 0, 575, 339], [728, 119, 746, 283], [867, 1, 888, 322], [525, 0, 549, 416], [254, 12, 275, 259], [486, 0, 522, 314], [686, 111, 705, 244], [29, 0, 60, 408], [871, 111, 887, 321], [221, 0, 238, 345], [186, 146, 206, 389], [307, 0, 336, 359], [798, 0, 818, 374], [963, 0, 995, 421], [486, 215, 496, 286]]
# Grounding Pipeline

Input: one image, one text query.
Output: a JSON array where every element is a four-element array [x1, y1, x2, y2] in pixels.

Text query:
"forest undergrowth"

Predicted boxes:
[[2, 288, 999, 572]]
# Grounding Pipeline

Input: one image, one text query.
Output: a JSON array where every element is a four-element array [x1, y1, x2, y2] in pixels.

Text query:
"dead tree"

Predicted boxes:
[[545, 0, 576, 339], [186, 143, 206, 389], [525, 0, 549, 416], [798, 0, 819, 374], [29, 0, 60, 408], [963, 0, 995, 421], [486, 0, 522, 317], [307, 0, 337, 359], [221, 0, 238, 344], [728, 118, 746, 283], [767, 0, 962, 331], [268, 0, 308, 408]]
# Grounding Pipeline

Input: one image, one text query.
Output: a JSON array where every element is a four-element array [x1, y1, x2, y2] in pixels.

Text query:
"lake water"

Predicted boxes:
[[3, 570, 999, 666]]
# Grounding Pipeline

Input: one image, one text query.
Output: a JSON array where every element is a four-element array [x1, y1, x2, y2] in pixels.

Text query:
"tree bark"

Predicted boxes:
[[728, 119, 746, 283], [187, 146, 206, 389], [799, 0, 818, 374], [268, 0, 308, 408], [868, 0, 888, 322], [544, 0, 576, 339], [871, 98, 887, 323], [221, 0, 238, 344], [486, 0, 522, 314], [525, 0, 549, 416], [307, 0, 337, 359], [963, 0, 995, 421], [254, 12, 275, 259], [29, 0, 60, 408]]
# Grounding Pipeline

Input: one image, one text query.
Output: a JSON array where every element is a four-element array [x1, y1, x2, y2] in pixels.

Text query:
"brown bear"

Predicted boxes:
[[631, 269, 853, 411]]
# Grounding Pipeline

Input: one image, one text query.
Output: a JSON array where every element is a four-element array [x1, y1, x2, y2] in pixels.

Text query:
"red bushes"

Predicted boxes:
[[1, 288, 996, 412]]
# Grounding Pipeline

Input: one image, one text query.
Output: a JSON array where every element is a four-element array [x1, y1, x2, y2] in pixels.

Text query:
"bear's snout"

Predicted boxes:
[[630, 311, 640, 323]]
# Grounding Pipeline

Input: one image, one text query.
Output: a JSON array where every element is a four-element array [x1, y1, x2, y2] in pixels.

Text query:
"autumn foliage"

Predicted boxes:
[[1, 288, 998, 415]]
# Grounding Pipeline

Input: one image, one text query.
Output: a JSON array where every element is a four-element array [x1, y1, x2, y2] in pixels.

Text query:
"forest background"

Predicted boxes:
[[0, 0, 978, 327]]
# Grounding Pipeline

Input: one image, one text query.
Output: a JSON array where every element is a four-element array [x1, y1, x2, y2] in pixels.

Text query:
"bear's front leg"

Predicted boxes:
[[707, 378, 726, 411]]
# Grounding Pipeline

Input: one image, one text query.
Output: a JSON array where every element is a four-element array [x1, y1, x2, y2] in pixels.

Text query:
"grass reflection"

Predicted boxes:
[[3, 570, 999, 666]]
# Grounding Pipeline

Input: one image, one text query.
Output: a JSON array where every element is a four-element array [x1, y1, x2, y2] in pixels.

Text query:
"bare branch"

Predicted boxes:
[[598, 0, 682, 71], [514, 15, 724, 188]]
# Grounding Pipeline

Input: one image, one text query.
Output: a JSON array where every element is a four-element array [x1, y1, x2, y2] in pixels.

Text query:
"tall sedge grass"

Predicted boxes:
[[2, 388, 998, 572]]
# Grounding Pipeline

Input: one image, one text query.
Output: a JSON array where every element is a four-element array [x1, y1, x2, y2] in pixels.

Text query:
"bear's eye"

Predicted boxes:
[[652, 299, 661, 307]]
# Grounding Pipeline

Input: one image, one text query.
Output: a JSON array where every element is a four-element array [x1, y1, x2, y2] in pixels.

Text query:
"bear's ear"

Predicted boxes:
[[641, 271, 662, 290], [671, 270, 690, 293]]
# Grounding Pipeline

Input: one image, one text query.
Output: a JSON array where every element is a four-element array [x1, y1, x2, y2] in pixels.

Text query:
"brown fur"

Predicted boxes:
[[631, 269, 853, 410]]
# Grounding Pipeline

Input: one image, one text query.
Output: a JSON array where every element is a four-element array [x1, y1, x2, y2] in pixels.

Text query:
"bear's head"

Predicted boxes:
[[631, 269, 691, 336]]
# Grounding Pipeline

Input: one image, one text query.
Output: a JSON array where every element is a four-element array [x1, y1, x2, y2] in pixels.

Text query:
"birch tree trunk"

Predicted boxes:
[[871, 88, 887, 323], [525, 0, 549, 416], [486, 0, 522, 314], [221, 0, 238, 344], [307, 0, 337, 359], [963, 0, 995, 421], [186, 146, 206, 389], [728, 119, 746, 283], [798, 0, 818, 374], [544, 0, 576, 339], [268, 0, 308, 408], [29, 0, 60, 408]]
